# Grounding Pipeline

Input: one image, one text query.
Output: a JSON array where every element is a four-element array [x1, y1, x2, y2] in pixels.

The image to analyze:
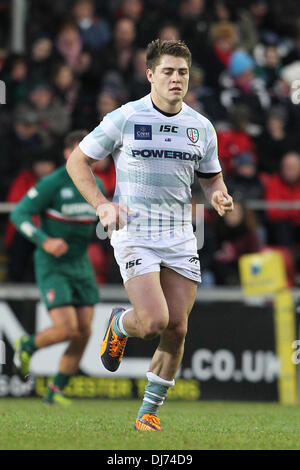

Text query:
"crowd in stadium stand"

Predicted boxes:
[[0, 0, 300, 286]]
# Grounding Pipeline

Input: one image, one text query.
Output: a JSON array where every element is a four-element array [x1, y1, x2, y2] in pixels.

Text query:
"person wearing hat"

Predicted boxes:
[[225, 150, 264, 201], [221, 49, 270, 130]]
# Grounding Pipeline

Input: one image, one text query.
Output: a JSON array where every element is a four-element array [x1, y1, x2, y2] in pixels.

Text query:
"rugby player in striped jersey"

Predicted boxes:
[[66, 39, 234, 430]]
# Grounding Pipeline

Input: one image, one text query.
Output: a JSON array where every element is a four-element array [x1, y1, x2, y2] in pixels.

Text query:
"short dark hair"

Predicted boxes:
[[146, 39, 192, 71], [64, 129, 88, 150]]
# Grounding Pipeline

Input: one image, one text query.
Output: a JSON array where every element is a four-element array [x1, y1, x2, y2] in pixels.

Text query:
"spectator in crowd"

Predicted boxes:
[[127, 48, 149, 100], [176, 0, 210, 64], [272, 61, 300, 134], [0, 54, 31, 109], [55, 22, 85, 74], [200, 22, 239, 91], [255, 106, 299, 175], [52, 63, 80, 115], [282, 32, 300, 65], [72, 0, 112, 51], [187, 65, 227, 122], [114, 0, 161, 48], [28, 35, 62, 84], [255, 44, 282, 91], [211, 0, 236, 25], [221, 49, 270, 131], [239, 0, 275, 46], [217, 104, 257, 175], [85, 90, 121, 130], [27, 82, 71, 138], [116, 0, 144, 23], [265, 151, 300, 247], [226, 151, 264, 201], [0, 106, 52, 200], [213, 201, 260, 285], [184, 88, 202, 114], [5, 154, 57, 282], [102, 17, 137, 81], [158, 23, 181, 41]]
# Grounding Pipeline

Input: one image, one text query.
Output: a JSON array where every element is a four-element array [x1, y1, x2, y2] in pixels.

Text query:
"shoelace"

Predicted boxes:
[[145, 414, 161, 428], [109, 335, 127, 357]]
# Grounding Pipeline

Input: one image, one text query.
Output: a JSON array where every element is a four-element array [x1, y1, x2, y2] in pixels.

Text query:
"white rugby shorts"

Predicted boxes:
[[110, 230, 201, 285]]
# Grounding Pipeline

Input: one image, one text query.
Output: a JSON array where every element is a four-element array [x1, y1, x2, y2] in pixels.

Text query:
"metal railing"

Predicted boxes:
[[1, 200, 300, 214]]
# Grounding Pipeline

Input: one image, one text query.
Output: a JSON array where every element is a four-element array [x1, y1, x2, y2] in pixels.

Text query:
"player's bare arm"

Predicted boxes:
[[66, 145, 131, 231], [199, 172, 234, 217], [66, 145, 108, 209]]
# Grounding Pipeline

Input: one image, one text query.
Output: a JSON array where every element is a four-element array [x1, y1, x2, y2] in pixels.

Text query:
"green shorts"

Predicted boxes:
[[34, 251, 100, 310]]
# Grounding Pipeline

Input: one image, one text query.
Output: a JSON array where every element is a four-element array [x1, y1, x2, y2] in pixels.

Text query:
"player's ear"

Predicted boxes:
[[146, 68, 153, 84]]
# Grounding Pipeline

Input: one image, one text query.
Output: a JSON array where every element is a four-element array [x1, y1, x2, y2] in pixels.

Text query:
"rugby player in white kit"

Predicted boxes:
[[66, 39, 233, 431]]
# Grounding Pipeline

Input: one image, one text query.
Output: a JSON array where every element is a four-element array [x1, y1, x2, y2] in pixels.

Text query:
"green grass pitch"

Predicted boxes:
[[1, 398, 300, 450]]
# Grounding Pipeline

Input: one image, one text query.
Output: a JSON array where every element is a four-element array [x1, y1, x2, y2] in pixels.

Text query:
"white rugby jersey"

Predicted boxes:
[[79, 93, 221, 239]]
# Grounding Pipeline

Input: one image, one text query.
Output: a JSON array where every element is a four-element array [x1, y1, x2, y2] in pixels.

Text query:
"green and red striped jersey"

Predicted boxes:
[[10, 166, 106, 260]]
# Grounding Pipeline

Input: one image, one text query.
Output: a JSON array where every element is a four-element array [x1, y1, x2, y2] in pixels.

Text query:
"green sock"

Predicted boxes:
[[137, 381, 169, 419], [53, 372, 71, 390], [21, 335, 37, 355], [44, 373, 71, 402]]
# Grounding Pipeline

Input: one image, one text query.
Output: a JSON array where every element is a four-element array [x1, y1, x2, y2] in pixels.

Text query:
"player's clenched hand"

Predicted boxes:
[[211, 191, 234, 217], [97, 202, 133, 235], [42, 238, 69, 257]]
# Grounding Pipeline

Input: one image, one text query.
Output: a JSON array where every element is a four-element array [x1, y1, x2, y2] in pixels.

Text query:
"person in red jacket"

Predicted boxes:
[[217, 104, 257, 175], [265, 151, 300, 246], [5, 154, 56, 281]]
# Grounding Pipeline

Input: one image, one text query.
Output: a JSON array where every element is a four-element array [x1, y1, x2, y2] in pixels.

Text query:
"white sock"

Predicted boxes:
[[118, 308, 131, 337], [147, 371, 175, 387]]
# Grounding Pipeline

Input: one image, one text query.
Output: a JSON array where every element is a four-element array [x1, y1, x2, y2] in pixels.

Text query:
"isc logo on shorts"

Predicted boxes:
[[126, 259, 142, 269]]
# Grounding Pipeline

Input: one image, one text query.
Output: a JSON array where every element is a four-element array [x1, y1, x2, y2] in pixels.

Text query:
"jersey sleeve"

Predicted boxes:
[[79, 107, 125, 160], [10, 175, 58, 247], [196, 121, 222, 178]]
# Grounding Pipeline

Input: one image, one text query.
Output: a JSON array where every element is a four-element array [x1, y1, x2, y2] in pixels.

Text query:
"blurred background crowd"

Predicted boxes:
[[0, 0, 300, 287]]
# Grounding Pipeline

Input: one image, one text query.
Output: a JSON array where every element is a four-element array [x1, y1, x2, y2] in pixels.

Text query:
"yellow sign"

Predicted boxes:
[[239, 251, 287, 297], [239, 250, 297, 405]]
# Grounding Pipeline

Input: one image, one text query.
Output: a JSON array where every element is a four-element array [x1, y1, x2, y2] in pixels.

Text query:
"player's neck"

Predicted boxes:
[[150, 92, 182, 115]]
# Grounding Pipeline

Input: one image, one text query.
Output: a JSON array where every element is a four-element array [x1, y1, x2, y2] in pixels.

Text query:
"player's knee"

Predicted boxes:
[[78, 324, 92, 341], [59, 324, 80, 341], [167, 321, 188, 345], [141, 317, 169, 340]]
